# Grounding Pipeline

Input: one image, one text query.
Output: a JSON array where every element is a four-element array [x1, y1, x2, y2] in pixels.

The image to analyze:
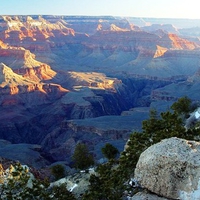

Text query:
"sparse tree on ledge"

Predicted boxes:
[[101, 143, 119, 160], [171, 96, 193, 117], [51, 164, 66, 181], [72, 143, 94, 170]]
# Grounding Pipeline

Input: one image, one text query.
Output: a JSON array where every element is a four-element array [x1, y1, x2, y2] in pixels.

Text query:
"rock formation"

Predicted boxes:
[[0, 63, 68, 106], [134, 137, 200, 200], [40, 113, 148, 162], [0, 15, 200, 167], [0, 15, 75, 43], [0, 140, 49, 168]]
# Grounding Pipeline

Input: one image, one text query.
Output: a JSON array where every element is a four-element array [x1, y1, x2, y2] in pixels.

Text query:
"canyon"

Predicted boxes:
[[0, 15, 200, 166]]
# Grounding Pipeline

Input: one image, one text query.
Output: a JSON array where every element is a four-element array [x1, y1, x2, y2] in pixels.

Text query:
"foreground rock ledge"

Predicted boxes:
[[131, 191, 169, 200], [134, 137, 200, 200]]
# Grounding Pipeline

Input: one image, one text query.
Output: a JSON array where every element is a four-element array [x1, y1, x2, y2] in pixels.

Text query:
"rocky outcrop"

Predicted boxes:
[[41, 112, 149, 162], [151, 69, 200, 104], [158, 33, 198, 50], [0, 16, 76, 54], [134, 137, 200, 200], [142, 23, 179, 34], [151, 90, 178, 101], [0, 40, 60, 82], [61, 71, 122, 91], [15, 64, 57, 82], [0, 140, 50, 168], [168, 33, 197, 49], [0, 83, 68, 107], [153, 45, 168, 58], [0, 15, 75, 42], [0, 46, 43, 69], [96, 18, 140, 32], [131, 191, 169, 200], [0, 63, 68, 106], [48, 16, 139, 35]]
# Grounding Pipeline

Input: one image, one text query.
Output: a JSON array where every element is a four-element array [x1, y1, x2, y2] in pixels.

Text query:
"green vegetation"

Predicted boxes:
[[83, 160, 125, 200], [101, 143, 119, 160], [171, 96, 193, 117], [84, 97, 200, 199], [72, 143, 95, 170], [51, 164, 66, 181], [0, 162, 76, 200]]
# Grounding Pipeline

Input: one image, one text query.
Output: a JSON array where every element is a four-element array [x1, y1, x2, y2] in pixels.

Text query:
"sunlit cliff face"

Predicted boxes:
[[0, 16, 75, 44], [168, 33, 197, 50]]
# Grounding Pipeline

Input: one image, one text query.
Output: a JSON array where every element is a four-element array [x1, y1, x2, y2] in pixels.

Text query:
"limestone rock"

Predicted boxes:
[[134, 137, 200, 200], [51, 169, 94, 199]]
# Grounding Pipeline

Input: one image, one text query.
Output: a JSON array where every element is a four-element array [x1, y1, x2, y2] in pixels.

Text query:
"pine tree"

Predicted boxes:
[[171, 96, 193, 117], [72, 143, 94, 170], [51, 164, 66, 181], [101, 143, 119, 160]]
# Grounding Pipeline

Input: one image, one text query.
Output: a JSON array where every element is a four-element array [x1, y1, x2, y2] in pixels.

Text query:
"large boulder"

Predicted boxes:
[[134, 137, 200, 200]]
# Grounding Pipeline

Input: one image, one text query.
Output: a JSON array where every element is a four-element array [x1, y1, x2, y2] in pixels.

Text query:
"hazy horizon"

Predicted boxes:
[[1, 0, 200, 19]]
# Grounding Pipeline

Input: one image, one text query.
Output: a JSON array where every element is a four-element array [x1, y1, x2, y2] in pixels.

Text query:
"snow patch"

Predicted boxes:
[[195, 109, 200, 119], [69, 183, 78, 192], [50, 177, 78, 192]]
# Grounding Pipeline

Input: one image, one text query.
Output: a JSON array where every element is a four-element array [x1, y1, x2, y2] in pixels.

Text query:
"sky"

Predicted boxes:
[[1, 0, 200, 19]]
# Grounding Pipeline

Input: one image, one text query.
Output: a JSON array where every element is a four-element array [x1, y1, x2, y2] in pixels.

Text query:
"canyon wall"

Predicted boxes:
[[0, 15, 200, 165]]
